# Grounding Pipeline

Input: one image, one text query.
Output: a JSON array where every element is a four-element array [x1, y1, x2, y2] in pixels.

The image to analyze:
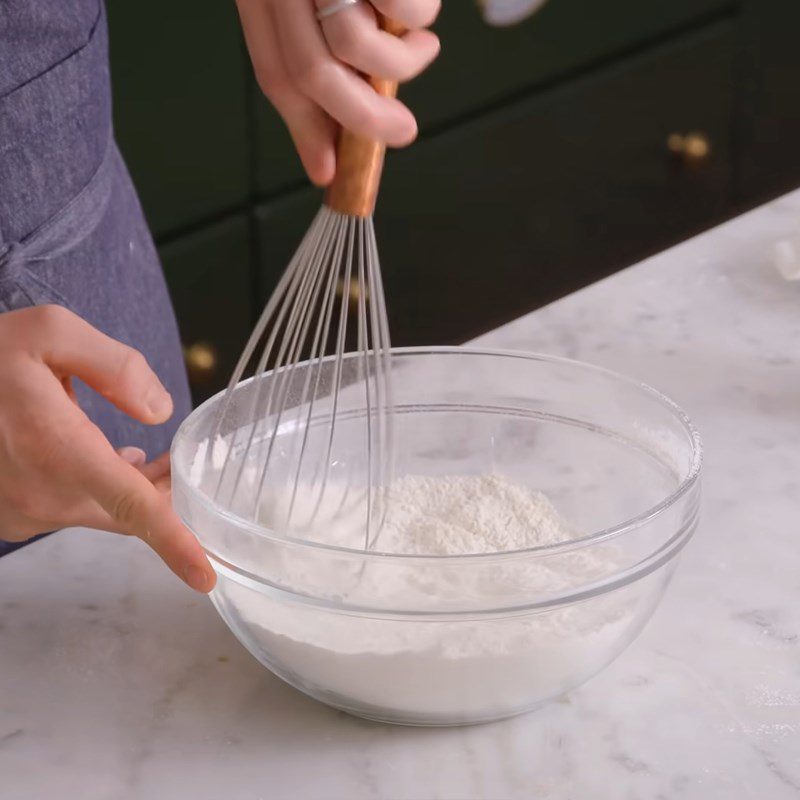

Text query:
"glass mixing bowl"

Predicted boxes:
[[172, 348, 702, 726]]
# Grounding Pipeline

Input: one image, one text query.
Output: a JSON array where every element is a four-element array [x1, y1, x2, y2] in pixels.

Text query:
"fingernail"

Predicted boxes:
[[184, 564, 211, 593], [118, 446, 146, 466], [145, 387, 173, 420]]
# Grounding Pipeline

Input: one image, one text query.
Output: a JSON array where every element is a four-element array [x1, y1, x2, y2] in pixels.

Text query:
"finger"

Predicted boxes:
[[369, 0, 441, 29], [31, 305, 173, 425], [67, 453, 170, 525], [117, 446, 147, 467], [138, 451, 171, 484], [274, 0, 417, 145], [237, 0, 336, 185], [67, 419, 215, 593], [278, 96, 338, 187], [322, 3, 440, 81], [153, 473, 171, 496], [62, 375, 79, 406]]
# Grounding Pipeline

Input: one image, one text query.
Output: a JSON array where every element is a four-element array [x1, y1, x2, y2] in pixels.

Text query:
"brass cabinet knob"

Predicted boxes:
[[336, 276, 368, 306], [667, 131, 712, 164], [183, 341, 218, 385]]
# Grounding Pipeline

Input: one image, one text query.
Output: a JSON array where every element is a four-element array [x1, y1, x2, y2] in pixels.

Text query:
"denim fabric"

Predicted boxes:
[[0, 1, 192, 555]]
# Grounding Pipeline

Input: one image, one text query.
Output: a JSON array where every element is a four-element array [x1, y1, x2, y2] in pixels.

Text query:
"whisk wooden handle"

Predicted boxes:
[[324, 17, 406, 218]]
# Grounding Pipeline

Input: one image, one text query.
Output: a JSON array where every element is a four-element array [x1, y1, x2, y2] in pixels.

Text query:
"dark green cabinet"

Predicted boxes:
[[253, 0, 732, 196], [256, 23, 734, 345], [99, 0, 800, 403], [736, 0, 800, 205], [107, 0, 249, 236], [160, 217, 253, 402]]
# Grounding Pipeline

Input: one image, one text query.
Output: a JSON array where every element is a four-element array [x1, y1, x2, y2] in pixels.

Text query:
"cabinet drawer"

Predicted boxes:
[[108, 0, 249, 236], [256, 23, 734, 346], [160, 217, 253, 403], [253, 0, 731, 196], [411, 0, 732, 129], [736, 0, 800, 205]]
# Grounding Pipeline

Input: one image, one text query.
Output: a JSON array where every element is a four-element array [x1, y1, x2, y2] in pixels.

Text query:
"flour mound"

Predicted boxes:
[[375, 474, 573, 555], [259, 473, 577, 556]]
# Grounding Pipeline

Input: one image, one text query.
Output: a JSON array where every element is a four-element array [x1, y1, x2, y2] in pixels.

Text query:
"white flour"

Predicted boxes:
[[223, 473, 641, 722], [259, 473, 578, 553], [359, 474, 577, 555]]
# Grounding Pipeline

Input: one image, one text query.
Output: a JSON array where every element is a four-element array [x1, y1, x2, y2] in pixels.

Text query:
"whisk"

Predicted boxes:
[[207, 17, 404, 549]]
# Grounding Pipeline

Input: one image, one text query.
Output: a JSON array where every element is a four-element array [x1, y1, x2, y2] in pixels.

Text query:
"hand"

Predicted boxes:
[[237, 0, 441, 185], [0, 305, 215, 593]]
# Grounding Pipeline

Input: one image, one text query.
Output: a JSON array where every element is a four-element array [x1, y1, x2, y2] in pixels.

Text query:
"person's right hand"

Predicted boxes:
[[237, 0, 441, 186], [0, 305, 215, 593]]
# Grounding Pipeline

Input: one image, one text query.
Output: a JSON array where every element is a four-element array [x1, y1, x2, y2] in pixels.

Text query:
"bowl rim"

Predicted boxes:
[[172, 346, 703, 563]]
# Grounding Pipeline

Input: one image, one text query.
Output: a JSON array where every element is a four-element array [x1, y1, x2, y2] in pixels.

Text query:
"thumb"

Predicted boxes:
[[75, 424, 215, 593]]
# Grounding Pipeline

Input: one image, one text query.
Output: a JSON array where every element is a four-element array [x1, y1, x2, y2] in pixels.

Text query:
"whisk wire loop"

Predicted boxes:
[[209, 207, 395, 545]]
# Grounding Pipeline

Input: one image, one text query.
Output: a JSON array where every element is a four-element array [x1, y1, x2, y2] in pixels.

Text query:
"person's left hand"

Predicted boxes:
[[0, 305, 215, 593], [237, 0, 441, 186]]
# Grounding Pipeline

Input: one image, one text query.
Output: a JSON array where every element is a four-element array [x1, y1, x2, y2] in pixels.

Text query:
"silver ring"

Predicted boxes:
[[316, 0, 361, 21]]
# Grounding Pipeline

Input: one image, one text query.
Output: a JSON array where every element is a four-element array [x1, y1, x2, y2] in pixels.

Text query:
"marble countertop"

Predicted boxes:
[[3, 191, 800, 800]]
